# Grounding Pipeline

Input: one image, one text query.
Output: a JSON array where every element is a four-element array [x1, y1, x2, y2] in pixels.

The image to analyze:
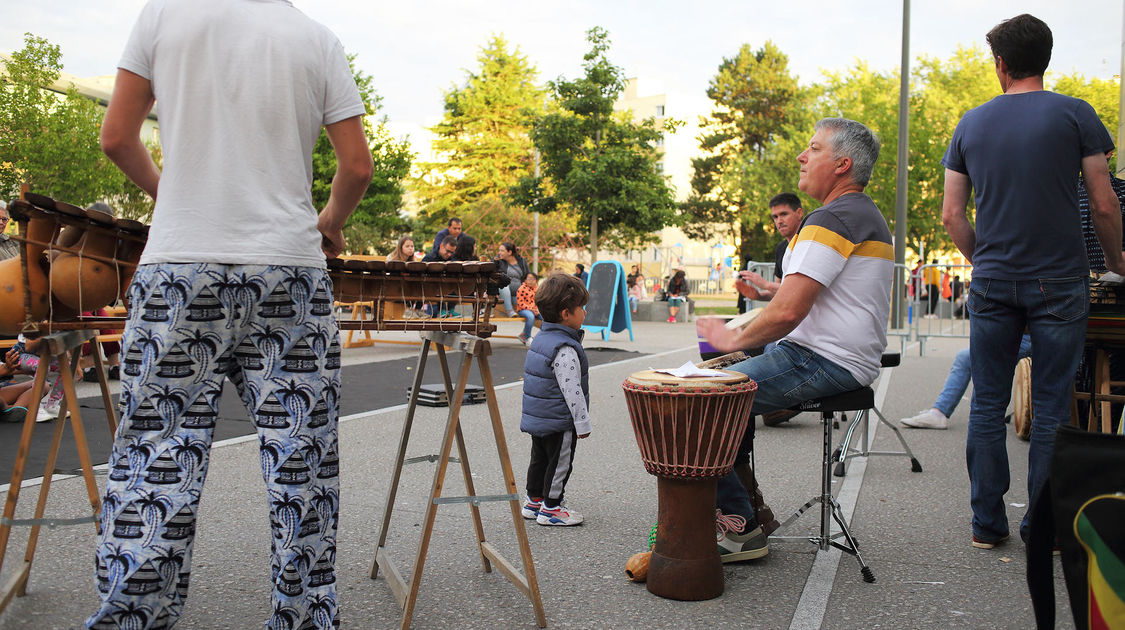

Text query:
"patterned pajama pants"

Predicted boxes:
[[86, 263, 342, 630]]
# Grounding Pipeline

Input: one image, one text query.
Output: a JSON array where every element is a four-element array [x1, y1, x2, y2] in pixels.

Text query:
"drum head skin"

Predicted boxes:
[[626, 369, 748, 388]]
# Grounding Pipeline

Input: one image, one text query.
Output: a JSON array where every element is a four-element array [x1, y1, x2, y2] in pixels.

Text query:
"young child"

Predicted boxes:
[[519, 273, 590, 526], [515, 272, 542, 345]]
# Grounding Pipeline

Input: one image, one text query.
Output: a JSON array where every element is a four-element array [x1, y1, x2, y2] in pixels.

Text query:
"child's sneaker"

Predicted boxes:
[[536, 504, 583, 526], [521, 497, 542, 520]]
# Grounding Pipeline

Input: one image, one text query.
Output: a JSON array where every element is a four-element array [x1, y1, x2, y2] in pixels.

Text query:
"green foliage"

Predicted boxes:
[[1051, 72, 1120, 173], [310, 54, 413, 255], [418, 36, 544, 218], [683, 42, 808, 264], [414, 35, 563, 257], [511, 27, 678, 257], [0, 33, 133, 207]]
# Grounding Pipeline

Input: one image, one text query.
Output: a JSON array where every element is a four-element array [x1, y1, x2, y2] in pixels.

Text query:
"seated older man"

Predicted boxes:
[[697, 117, 893, 562]]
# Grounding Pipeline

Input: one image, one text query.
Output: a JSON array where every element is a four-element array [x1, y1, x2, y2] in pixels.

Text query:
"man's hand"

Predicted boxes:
[[740, 270, 768, 287], [317, 213, 346, 259], [578, 432, 590, 439], [734, 279, 763, 301], [696, 316, 742, 353]]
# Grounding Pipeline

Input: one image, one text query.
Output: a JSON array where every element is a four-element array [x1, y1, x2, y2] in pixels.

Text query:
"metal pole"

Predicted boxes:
[[533, 148, 540, 274], [892, 0, 911, 330]]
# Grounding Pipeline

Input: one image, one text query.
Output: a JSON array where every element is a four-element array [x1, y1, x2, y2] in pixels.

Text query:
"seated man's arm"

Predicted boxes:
[[941, 169, 975, 263], [738, 270, 780, 300], [697, 272, 823, 352]]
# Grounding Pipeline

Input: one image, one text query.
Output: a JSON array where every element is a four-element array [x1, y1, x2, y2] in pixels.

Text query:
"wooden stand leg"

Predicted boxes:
[[0, 357, 52, 609], [476, 353, 547, 627], [1097, 349, 1112, 433], [90, 340, 118, 436], [399, 351, 475, 629], [371, 338, 432, 585], [436, 345, 490, 574]]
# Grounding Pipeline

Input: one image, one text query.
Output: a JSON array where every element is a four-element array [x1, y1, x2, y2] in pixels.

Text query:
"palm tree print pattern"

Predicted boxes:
[[87, 264, 341, 630]]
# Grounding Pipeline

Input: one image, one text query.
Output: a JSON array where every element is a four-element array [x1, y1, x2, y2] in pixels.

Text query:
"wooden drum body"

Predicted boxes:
[[622, 370, 755, 601]]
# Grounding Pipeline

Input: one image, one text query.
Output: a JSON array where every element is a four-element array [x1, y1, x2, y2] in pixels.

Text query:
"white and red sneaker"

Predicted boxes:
[[521, 497, 543, 520], [536, 504, 584, 526]]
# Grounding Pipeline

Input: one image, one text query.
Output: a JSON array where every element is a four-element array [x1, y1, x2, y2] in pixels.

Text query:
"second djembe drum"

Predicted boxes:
[[622, 370, 755, 600]]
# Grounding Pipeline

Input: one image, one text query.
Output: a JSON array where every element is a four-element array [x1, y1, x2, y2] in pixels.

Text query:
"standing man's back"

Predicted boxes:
[[93, 1, 373, 628], [941, 13, 1123, 552], [120, 0, 366, 264]]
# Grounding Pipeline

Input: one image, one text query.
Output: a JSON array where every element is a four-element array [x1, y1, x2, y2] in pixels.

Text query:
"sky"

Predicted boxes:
[[2, 0, 1122, 194]]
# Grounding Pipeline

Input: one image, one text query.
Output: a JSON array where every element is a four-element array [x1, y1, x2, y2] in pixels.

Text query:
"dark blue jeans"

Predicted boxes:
[[966, 276, 1088, 543], [716, 341, 862, 527]]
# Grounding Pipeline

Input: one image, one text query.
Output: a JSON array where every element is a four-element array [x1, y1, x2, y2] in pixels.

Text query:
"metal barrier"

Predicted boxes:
[[910, 263, 972, 355]]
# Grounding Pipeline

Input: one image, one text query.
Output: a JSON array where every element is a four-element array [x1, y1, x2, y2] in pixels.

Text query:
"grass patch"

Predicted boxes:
[[695, 306, 738, 316]]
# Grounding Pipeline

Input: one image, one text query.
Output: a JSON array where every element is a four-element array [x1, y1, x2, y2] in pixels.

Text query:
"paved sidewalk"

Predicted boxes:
[[0, 321, 1073, 629]]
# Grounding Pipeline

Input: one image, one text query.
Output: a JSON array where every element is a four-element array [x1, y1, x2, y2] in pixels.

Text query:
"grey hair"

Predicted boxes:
[[814, 118, 880, 187]]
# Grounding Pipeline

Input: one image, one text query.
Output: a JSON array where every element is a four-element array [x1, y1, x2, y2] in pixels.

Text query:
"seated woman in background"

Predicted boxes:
[[386, 235, 416, 262], [665, 269, 688, 323], [628, 272, 647, 313], [495, 242, 529, 315], [386, 236, 424, 317], [453, 235, 477, 262]]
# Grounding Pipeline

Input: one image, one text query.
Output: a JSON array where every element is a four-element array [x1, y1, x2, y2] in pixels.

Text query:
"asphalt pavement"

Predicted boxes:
[[0, 314, 1075, 629]]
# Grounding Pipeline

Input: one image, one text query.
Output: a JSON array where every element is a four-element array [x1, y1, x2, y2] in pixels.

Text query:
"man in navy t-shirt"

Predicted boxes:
[[941, 13, 1124, 550]]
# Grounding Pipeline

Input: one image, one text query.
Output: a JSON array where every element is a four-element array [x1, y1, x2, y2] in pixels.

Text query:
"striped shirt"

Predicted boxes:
[[783, 192, 893, 385]]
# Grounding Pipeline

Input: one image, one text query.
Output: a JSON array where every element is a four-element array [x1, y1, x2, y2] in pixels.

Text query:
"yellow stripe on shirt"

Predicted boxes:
[[790, 225, 893, 261]]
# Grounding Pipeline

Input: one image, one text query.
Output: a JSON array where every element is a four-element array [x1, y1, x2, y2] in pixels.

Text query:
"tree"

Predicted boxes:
[[418, 36, 544, 215], [905, 46, 999, 257], [310, 54, 413, 255], [0, 33, 131, 206], [683, 42, 808, 264], [1051, 72, 1120, 173], [511, 27, 677, 258]]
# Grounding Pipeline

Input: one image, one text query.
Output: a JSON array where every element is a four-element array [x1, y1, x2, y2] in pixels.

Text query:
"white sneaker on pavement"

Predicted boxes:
[[900, 408, 949, 430], [36, 400, 60, 423]]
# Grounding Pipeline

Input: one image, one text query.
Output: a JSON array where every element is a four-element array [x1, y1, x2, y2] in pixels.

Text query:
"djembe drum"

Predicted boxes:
[[622, 370, 755, 600]]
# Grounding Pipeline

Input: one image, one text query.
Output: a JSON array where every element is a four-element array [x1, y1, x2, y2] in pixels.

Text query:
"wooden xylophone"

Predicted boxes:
[[1, 194, 149, 334], [327, 257, 505, 337]]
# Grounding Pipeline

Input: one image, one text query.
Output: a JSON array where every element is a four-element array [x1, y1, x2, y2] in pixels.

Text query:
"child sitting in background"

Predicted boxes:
[[519, 273, 590, 526], [515, 272, 542, 345]]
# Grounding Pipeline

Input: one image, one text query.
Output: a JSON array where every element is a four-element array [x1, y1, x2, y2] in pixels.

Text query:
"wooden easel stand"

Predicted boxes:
[[370, 331, 546, 629], [0, 330, 112, 615]]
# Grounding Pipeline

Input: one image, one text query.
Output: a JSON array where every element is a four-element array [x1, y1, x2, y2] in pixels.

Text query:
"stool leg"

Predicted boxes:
[[833, 410, 867, 477], [819, 412, 833, 550], [871, 408, 923, 473], [827, 497, 876, 583]]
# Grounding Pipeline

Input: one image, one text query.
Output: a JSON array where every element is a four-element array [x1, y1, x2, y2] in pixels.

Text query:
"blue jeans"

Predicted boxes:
[[966, 276, 1088, 543], [499, 285, 515, 313], [934, 334, 1032, 418], [518, 309, 541, 337], [628, 296, 638, 312], [716, 341, 862, 526]]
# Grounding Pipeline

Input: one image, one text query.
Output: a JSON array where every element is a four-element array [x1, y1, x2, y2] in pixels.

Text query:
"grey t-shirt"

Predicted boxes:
[[942, 91, 1113, 279]]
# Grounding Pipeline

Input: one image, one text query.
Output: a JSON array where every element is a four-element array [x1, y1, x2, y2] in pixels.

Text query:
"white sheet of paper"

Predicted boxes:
[[1098, 271, 1125, 285], [652, 361, 730, 379]]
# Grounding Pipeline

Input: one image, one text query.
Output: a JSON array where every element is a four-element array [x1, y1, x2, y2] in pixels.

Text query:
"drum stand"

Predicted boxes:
[[369, 331, 546, 629], [0, 330, 113, 614]]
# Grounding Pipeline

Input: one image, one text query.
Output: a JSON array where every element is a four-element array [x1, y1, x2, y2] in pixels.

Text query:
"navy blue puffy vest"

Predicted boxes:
[[520, 323, 589, 436]]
